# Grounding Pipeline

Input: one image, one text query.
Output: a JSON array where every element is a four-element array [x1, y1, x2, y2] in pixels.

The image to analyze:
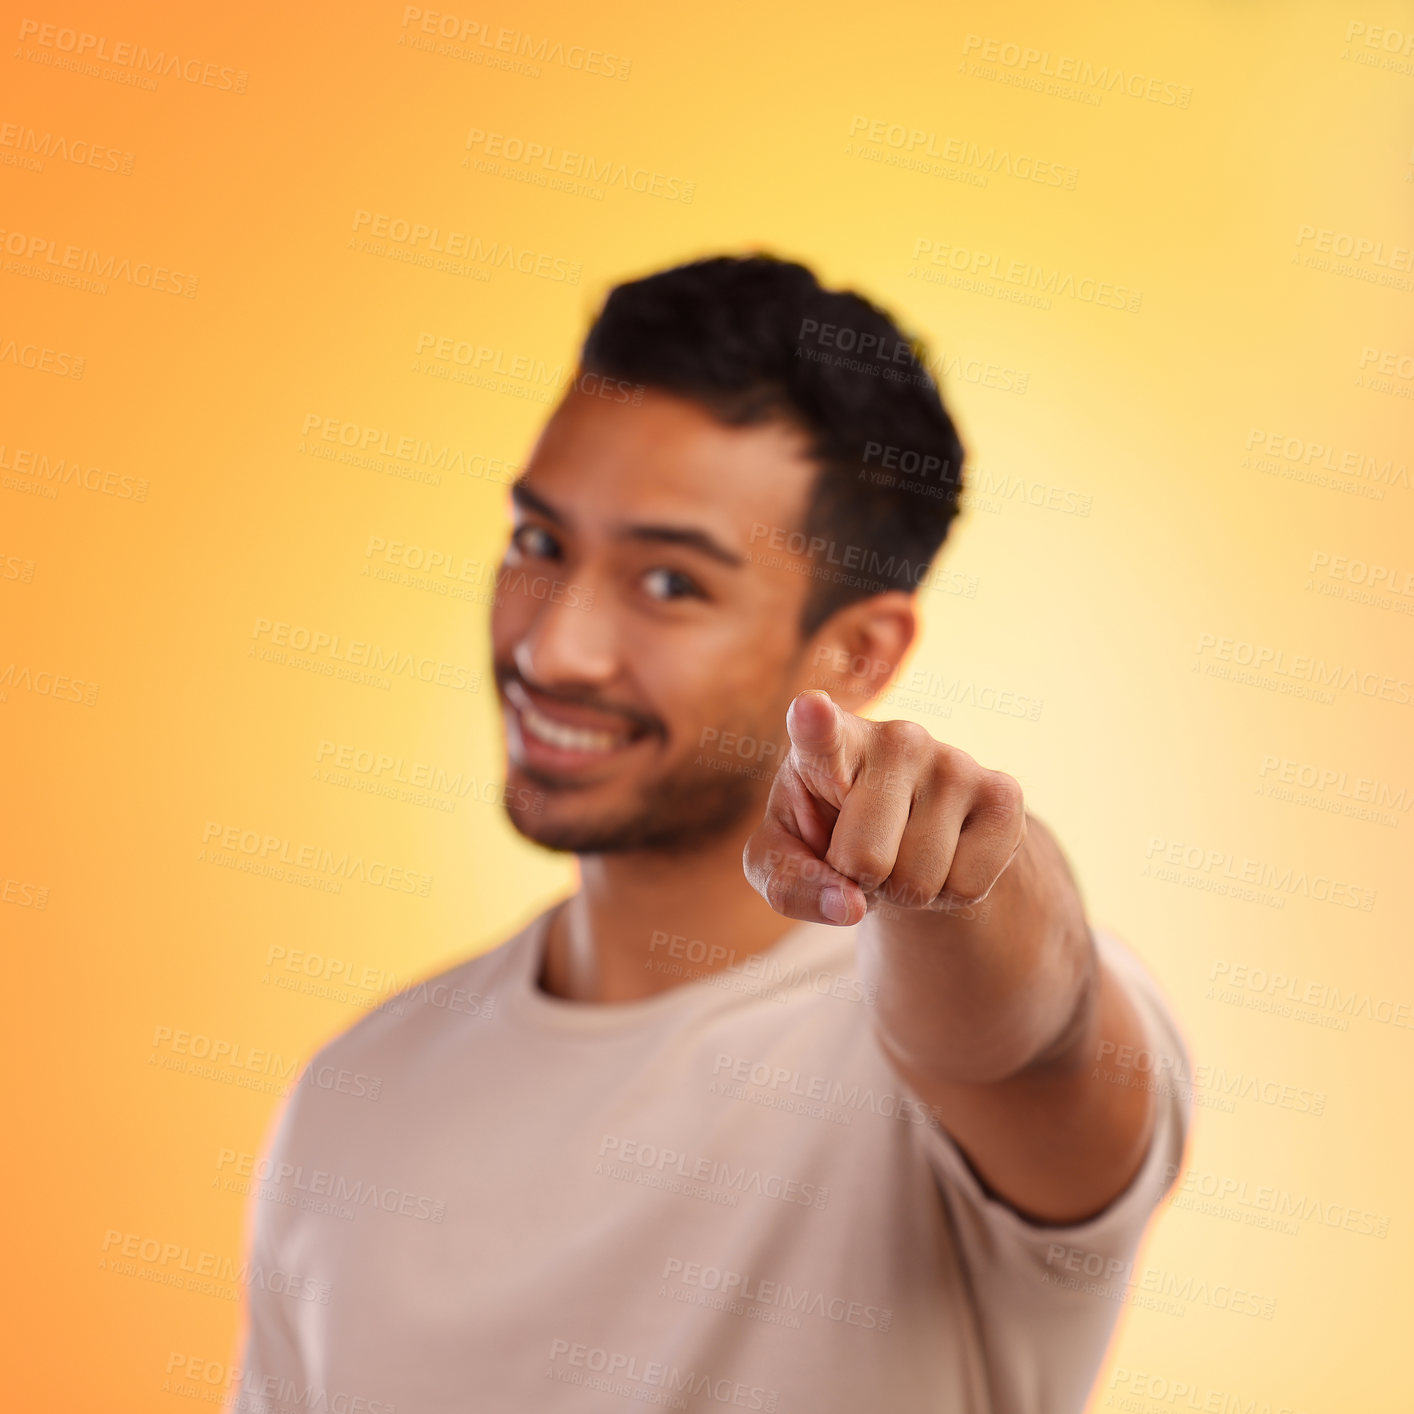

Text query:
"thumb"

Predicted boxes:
[[743, 815, 868, 927]]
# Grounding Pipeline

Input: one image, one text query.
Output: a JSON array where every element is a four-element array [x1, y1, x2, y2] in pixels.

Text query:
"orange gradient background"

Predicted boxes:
[[3, 3, 1412, 1410]]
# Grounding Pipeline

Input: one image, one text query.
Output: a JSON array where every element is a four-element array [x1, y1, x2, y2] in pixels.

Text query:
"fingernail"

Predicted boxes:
[[821, 887, 851, 924]]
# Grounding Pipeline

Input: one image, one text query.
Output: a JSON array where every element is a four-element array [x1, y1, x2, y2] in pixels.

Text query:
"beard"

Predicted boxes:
[[493, 648, 801, 856], [503, 744, 769, 857]]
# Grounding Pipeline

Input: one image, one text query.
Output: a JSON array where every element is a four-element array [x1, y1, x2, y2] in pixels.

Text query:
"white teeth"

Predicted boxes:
[[520, 701, 624, 754], [503, 680, 633, 755]]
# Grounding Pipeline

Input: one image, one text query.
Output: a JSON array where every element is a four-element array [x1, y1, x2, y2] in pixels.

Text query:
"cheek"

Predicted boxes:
[[489, 583, 535, 654], [720, 615, 804, 695], [637, 622, 794, 734]]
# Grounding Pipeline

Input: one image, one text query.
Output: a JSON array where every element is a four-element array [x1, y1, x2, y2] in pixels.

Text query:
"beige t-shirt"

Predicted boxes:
[[234, 904, 1191, 1414]]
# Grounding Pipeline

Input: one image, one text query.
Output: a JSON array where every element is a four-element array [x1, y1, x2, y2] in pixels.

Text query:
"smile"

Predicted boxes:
[[503, 679, 646, 763]]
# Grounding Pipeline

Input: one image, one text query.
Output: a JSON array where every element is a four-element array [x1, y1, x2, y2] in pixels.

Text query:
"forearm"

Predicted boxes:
[[746, 698, 1162, 1221], [858, 815, 1098, 1086]]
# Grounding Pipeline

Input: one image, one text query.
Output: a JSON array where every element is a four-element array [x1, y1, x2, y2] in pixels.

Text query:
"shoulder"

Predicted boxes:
[[299, 907, 546, 1081]]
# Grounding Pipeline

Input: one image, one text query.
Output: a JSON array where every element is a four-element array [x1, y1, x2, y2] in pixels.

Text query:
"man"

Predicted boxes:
[[236, 255, 1191, 1414]]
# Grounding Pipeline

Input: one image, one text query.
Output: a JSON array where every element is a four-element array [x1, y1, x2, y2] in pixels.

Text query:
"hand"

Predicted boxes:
[[742, 690, 1027, 926]]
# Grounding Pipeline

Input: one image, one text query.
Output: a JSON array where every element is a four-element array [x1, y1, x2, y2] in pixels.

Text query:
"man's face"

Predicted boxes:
[[490, 385, 824, 855]]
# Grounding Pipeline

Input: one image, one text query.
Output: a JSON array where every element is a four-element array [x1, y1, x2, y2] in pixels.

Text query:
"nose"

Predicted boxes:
[[512, 582, 620, 691]]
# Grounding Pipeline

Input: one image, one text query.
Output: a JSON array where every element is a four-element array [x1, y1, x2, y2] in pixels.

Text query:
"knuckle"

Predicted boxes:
[[861, 761, 913, 798], [937, 742, 977, 776], [879, 718, 931, 757], [944, 875, 987, 906], [884, 868, 940, 910], [830, 840, 894, 889], [944, 853, 992, 903], [982, 770, 1024, 817], [924, 742, 974, 790]]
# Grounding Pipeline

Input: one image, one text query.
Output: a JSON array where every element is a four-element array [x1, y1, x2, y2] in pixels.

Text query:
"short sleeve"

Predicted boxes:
[[226, 1078, 316, 1414], [914, 927, 1193, 1414]]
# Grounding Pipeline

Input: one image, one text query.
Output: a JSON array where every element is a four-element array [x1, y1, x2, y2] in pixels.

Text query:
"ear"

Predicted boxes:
[[800, 592, 917, 712]]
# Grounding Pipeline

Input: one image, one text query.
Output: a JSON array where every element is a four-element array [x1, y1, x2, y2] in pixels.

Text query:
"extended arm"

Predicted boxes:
[[743, 692, 1156, 1224]]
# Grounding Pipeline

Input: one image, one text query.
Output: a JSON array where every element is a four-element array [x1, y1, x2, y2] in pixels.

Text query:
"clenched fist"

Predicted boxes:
[[743, 690, 1028, 926]]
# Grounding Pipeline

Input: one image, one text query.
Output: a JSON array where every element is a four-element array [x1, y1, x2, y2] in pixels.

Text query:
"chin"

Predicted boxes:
[[500, 799, 661, 856], [499, 759, 763, 858]]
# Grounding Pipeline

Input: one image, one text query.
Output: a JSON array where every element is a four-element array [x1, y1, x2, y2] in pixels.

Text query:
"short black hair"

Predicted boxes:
[[578, 253, 967, 635]]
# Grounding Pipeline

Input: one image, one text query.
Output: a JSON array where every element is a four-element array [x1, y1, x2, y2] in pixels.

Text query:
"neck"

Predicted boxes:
[[540, 817, 801, 1003]]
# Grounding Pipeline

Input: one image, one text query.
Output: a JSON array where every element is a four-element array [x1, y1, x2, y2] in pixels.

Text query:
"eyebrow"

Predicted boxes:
[[510, 478, 746, 568]]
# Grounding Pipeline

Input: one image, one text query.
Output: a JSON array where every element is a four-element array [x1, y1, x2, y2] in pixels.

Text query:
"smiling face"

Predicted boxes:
[[491, 385, 840, 856]]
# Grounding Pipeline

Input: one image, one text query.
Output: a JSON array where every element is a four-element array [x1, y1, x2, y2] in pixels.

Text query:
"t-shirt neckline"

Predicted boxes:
[[499, 900, 845, 1035]]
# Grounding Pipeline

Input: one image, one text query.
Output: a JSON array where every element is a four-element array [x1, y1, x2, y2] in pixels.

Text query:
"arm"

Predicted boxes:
[[742, 691, 1155, 1225], [229, 1092, 314, 1412]]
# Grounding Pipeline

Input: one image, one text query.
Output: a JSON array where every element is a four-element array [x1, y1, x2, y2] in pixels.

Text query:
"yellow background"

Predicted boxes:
[[4, 2, 1412, 1408]]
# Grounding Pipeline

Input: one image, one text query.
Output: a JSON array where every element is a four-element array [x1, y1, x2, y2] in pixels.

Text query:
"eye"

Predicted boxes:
[[641, 566, 704, 601], [509, 523, 559, 560]]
